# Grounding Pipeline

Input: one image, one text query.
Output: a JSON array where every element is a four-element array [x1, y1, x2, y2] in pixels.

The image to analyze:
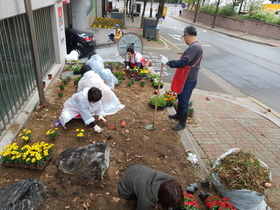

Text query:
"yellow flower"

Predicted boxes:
[[76, 129, 80, 132], [31, 158, 36, 163]]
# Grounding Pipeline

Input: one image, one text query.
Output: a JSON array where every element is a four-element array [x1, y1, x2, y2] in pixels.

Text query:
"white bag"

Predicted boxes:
[[212, 148, 271, 210]]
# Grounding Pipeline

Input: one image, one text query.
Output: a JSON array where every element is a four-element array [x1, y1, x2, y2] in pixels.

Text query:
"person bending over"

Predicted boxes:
[[117, 165, 183, 210]]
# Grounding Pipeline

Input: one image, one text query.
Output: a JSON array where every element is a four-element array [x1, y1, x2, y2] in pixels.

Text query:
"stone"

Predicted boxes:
[[0, 179, 46, 210], [58, 142, 110, 181]]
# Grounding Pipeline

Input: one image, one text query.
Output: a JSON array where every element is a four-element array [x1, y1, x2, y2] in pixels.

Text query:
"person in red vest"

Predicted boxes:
[[161, 26, 203, 131], [124, 47, 146, 69]]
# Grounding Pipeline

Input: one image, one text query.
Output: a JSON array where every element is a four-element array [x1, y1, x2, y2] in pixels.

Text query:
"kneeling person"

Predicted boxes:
[[58, 87, 106, 133], [117, 165, 183, 210]]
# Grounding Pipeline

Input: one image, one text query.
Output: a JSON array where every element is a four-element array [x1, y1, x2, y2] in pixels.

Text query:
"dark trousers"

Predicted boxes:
[[178, 81, 197, 112]]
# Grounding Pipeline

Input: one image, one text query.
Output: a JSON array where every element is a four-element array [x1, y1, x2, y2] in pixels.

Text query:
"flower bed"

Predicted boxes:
[[1, 142, 54, 171]]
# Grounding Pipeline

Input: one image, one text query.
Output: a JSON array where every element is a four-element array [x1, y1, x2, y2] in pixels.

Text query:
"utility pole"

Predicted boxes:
[[24, 0, 45, 105], [123, 0, 126, 28], [149, 0, 153, 18]]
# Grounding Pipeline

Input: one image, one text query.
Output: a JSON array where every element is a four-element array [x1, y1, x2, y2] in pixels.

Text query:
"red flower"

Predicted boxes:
[[180, 191, 199, 210], [204, 196, 236, 210]]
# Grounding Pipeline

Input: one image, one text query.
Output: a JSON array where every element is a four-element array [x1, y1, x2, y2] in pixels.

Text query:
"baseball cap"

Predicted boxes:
[[114, 24, 120, 29]]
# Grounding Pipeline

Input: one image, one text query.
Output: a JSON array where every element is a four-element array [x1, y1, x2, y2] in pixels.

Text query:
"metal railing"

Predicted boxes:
[[0, 6, 55, 136]]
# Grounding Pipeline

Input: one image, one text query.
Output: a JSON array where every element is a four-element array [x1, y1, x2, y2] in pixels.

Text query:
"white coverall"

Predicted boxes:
[[77, 71, 124, 115], [86, 54, 119, 89], [59, 87, 103, 128]]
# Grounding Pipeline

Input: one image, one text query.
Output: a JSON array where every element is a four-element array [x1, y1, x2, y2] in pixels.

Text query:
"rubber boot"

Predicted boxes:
[[169, 105, 181, 120], [172, 112, 188, 131]]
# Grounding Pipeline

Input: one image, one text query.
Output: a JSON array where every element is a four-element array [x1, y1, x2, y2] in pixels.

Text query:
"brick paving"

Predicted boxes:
[[187, 92, 280, 208]]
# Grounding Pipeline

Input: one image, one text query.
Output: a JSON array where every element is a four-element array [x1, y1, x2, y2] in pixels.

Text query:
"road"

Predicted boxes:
[[156, 17, 280, 113]]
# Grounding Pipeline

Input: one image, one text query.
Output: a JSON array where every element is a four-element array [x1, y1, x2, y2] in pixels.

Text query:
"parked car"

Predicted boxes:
[[65, 28, 96, 58]]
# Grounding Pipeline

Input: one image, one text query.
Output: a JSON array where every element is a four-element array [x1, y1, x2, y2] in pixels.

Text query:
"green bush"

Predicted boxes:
[[199, 4, 217, 14], [245, 10, 280, 25], [218, 5, 236, 16]]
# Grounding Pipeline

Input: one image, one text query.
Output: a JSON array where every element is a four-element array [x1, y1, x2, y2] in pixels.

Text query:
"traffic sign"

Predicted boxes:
[[182, 3, 186, 8]]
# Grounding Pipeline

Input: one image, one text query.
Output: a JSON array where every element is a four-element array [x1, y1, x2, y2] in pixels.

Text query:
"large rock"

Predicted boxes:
[[0, 179, 47, 210], [58, 142, 110, 180]]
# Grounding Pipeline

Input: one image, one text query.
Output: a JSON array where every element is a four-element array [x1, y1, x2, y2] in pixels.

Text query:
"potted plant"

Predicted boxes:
[[162, 92, 176, 107], [0, 142, 54, 170], [150, 73, 159, 82], [174, 192, 199, 210], [148, 95, 166, 110], [138, 69, 149, 77], [204, 196, 236, 210], [211, 148, 272, 210], [73, 64, 82, 74], [152, 79, 164, 89], [188, 107, 194, 118]]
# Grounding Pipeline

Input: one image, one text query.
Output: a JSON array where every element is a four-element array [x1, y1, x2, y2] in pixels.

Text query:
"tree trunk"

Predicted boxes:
[[193, 0, 200, 23], [140, 0, 148, 29], [211, 0, 220, 28]]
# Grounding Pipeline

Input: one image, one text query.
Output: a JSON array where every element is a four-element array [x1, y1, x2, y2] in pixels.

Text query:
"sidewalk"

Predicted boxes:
[[118, 14, 280, 208]]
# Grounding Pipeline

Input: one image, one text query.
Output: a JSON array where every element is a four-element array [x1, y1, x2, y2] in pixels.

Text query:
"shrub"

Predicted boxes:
[[199, 4, 217, 14]]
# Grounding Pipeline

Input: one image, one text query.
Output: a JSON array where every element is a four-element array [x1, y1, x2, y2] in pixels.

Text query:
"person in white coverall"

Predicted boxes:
[[77, 65, 125, 115], [86, 53, 118, 90], [58, 87, 106, 133]]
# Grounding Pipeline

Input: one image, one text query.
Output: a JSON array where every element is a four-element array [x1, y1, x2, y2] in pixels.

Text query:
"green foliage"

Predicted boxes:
[[149, 95, 167, 107], [72, 64, 81, 72], [218, 5, 236, 16], [245, 10, 280, 25], [188, 107, 195, 114], [199, 4, 217, 14], [116, 62, 122, 69]]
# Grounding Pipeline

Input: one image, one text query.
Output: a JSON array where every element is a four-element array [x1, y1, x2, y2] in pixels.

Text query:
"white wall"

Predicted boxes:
[[0, 0, 66, 67], [72, 0, 87, 31], [0, 0, 55, 19]]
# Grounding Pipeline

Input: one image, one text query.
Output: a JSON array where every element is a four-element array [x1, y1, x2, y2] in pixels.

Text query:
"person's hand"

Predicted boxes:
[[98, 115, 107, 123], [161, 56, 168, 65], [126, 66, 130, 70], [93, 125, 102, 133]]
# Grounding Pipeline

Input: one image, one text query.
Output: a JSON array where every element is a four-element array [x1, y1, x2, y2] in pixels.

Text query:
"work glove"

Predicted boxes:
[[126, 66, 130, 70], [93, 125, 102, 133], [161, 56, 168, 65], [98, 115, 107, 123]]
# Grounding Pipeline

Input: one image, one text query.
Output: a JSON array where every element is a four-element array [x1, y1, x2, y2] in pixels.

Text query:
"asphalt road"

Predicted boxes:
[[155, 17, 280, 113]]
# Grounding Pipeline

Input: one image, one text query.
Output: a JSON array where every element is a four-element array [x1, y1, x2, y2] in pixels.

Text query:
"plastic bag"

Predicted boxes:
[[212, 148, 271, 210]]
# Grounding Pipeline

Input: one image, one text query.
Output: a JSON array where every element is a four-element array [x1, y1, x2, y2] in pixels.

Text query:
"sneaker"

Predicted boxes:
[[54, 119, 61, 126]]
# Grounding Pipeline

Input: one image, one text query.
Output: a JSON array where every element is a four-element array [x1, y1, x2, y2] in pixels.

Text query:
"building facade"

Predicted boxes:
[[0, 0, 103, 147]]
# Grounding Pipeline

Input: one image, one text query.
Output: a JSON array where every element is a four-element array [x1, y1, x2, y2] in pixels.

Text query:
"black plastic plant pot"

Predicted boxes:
[[186, 186, 195, 194], [198, 191, 209, 201], [190, 182, 198, 191], [201, 179, 209, 188]]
